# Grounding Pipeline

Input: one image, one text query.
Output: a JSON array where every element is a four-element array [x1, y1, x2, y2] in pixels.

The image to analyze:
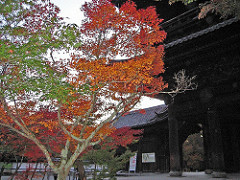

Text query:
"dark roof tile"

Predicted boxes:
[[114, 105, 167, 128], [165, 17, 238, 48]]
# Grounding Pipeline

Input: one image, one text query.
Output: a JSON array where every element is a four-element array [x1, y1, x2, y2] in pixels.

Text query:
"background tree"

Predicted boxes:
[[182, 132, 204, 171], [0, 109, 66, 180], [0, 129, 28, 179], [1, 0, 167, 179]]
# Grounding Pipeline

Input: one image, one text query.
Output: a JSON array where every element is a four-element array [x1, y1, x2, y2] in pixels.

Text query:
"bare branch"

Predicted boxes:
[[49, 47, 56, 63], [171, 69, 197, 96], [144, 69, 197, 98]]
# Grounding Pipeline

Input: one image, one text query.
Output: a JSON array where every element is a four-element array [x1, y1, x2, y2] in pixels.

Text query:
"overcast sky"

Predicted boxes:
[[51, 0, 164, 109], [51, 0, 88, 26]]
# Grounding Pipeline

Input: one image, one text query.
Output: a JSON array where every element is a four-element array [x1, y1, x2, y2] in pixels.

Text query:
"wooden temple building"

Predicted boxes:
[[113, 0, 240, 178]]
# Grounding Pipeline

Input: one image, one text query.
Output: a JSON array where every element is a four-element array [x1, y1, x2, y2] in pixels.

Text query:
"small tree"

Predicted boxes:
[[81, 127, 143, 180], [82, 148, 132, 180]]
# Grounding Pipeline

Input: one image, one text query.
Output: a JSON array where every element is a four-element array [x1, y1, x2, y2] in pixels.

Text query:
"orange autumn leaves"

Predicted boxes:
[[0, 103, 114, 146], [0, 0, 167, 161], [60, 0, 167, 143], [70, 0, 167, 95]]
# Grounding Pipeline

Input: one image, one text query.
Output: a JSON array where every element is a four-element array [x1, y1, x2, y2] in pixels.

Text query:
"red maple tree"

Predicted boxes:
[[0, 0, 166, 179]]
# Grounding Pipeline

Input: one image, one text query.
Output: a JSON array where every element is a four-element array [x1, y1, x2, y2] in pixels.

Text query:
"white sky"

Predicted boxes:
[[51, 0, 164, 109], [51, 0, 88, 26]]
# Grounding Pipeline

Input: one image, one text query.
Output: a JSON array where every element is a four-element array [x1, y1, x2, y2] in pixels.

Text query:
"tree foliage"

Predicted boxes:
[[82, 148, 132, 180], [0, 0, 166, 179], [182, 133, 204, 171], [81, 127, 142, 180], [169, 0, 240, 19]]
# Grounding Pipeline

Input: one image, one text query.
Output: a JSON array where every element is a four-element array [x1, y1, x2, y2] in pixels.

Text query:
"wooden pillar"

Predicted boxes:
[[207, 105, 226, 178], [164, 131, 170, 172], [230, 126, 240, 172], [203, 120, 213, 174], [168, 102, 182, 176], [137, 140, 143, 173]]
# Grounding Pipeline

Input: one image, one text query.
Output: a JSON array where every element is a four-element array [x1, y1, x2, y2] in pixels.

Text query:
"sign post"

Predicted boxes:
[[129, 153, 137, 173], [142, 152, 156, 163]]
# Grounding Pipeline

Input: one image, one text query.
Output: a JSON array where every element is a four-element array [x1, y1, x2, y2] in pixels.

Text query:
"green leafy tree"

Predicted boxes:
[[78, 127, 142, 180], [82, 147, 133, 180]]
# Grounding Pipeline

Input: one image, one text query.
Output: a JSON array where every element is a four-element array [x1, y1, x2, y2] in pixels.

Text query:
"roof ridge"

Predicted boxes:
[[165, 17, 239, 49], [125, 104, 167, 116]]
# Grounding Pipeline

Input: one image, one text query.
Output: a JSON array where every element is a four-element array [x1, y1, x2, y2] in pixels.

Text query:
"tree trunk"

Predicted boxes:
[[30, 162, 38, 180], [56, 165, 73, 180], [0, 165, 5, 180], [93, 164, 97, 180], [76, 160, 86, 180], [57, 170, 69, 180], [41, 165, 48, 180], [10, 156, 23, 180]]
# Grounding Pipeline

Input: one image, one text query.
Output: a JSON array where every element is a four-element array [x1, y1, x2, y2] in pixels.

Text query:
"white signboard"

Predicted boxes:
[[142, 153, 155, 163], [129, 153, 137, 172]]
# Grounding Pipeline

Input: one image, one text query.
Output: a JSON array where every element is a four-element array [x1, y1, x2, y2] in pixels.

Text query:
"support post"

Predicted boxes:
[[137, 139, 143, 173], [168, 102, 182, 177], [230, 126, 240, 172], [207, 105, 226, 178], [203, 120, 213, 174]]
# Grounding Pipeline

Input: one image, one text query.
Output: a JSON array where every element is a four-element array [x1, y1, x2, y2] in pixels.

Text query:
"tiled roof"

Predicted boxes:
[[164, 17, 238, 49], [114, 105, 168, 128]]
